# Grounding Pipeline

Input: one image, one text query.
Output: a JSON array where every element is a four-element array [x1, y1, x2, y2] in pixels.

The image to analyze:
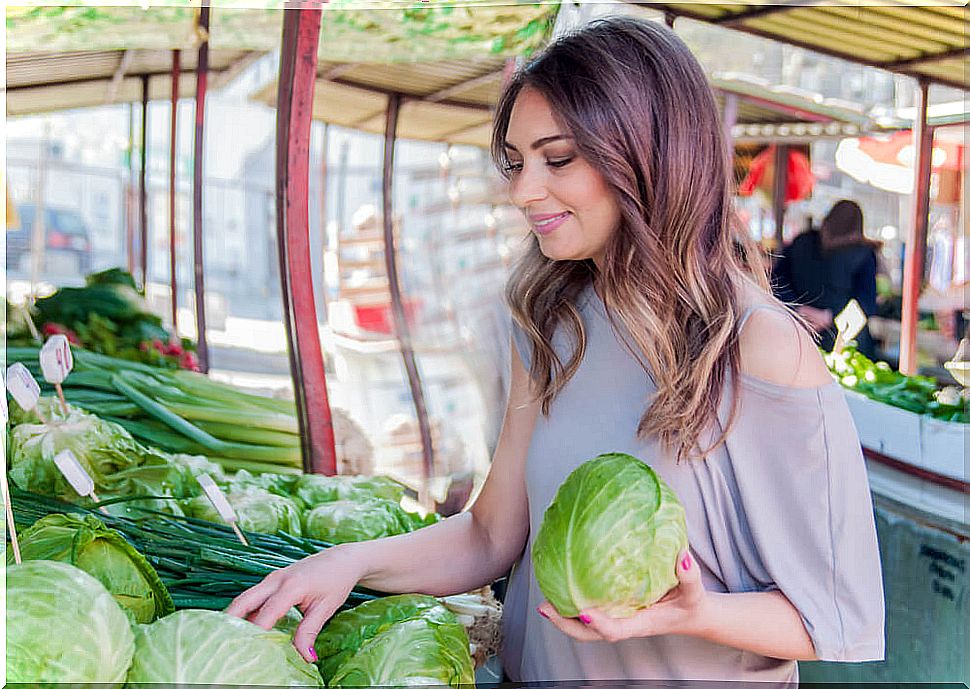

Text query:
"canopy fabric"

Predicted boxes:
[[649, 1, 969, 91], [6, 3, 558, 61], [6, 3, 558, 116]]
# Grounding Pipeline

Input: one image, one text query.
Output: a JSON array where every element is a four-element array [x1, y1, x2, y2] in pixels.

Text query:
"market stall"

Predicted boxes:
[[5, 1, 968, 685]]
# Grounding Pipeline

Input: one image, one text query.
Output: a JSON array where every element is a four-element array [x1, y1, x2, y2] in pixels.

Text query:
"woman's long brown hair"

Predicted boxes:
[[491, 17, 771, 462]]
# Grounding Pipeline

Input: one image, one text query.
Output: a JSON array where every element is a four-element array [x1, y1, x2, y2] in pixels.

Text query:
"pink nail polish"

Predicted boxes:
[[579, 613, 592, 624], [308, 647, 318, 662], [536, 606, 549, 619], [681, 553, 692, 571]]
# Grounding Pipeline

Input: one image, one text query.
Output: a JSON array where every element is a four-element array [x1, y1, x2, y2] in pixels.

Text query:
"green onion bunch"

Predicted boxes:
[[6, 346, 302, 474], [9, 489, 384, 613]]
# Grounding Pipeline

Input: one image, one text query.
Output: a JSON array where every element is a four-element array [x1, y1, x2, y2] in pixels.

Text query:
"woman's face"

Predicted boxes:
[[503, 87, 622, 270]]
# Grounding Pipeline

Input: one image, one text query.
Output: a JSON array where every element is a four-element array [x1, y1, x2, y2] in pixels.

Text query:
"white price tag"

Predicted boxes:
[[5, 363, 41, 411], [1, 391, 8, 425], [834, 299, 867, 348], [40, 334, 74, 384], [53, 449, 95, 497], [197, 474, 238, 523]]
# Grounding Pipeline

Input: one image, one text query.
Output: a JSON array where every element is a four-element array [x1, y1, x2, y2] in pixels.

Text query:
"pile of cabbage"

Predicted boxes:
[[532, 452, 688, 618], [8, 399, 439, 541], [6, 559, 323, 687], [8, 556, 474, 686]]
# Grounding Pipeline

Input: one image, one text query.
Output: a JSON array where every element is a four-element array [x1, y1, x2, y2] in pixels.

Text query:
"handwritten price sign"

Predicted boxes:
[[5, 363, 41, 412], [40, 334, 74, 384]]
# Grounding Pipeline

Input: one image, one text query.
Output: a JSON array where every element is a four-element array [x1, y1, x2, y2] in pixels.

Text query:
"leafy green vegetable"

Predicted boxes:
[[294, 473, 409, 508], [185, 486, 304, 537], [8, 398, 187, 511], [6, 345, 304, 473], [302, 498, 439, 544], [126, 609, 323, 686], [315, 593, 443, 679], [9, 513, 174, 623], [825, 347, 969, 422], [532, 452, 688, 618], [316, 594, 474, 688], [6, 560, 135, 686]]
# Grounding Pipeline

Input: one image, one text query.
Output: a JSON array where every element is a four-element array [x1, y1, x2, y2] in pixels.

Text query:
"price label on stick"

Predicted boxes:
[[5, 363, 41, 412], [833, 300, 867, 354], [197, 474, 249, 545], [40, 334, 74, 384], [54, 449, 95, 498]]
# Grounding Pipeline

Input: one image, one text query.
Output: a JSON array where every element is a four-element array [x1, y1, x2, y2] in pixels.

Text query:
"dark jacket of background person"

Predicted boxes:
[[772, 201, 880, 359]]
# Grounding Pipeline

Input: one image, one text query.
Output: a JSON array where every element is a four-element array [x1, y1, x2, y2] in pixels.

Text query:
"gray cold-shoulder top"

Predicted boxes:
[[501, 285, 885, 685]]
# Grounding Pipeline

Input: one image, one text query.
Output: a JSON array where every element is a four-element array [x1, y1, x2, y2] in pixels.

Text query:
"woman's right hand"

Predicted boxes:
[[225, 544, 368, 662]]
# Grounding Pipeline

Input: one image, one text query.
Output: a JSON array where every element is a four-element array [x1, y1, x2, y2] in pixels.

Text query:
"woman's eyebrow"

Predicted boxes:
[[503, 134, 572, 152]]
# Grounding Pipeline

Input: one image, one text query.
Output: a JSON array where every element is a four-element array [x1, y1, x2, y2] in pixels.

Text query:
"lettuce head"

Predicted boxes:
[[6, 559, 135, 686], [126, 609, 323, 686], [9, 513, 174, 623], [532, 452, 688, 618]]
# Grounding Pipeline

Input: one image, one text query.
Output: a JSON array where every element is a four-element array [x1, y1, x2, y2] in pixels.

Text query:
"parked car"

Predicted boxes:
[[6, 203, 91, 274]]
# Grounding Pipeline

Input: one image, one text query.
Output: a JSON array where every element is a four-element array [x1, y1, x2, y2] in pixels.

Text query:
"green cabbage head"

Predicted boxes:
[[315, 594, 474, 688], [6, 559, 135, 686], [185, 486, 304, 536], [126, 609, 323, 686], [302, 498, 438, 544], [532, 452, 688, 618], [294, 473, 408, 508], [9, 513, 174, 623]]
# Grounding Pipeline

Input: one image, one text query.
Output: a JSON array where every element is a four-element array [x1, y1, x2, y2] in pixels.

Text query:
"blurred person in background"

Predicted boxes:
[[772, 199, 881, 358]]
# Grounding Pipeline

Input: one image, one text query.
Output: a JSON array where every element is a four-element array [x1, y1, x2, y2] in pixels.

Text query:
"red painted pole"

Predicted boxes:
[[275, 6, 337, 475], [193, 8, 210, 373], [899, 79, 933, 375], [382, 92, 436, 495], [139, 75, 149, 289], [169, 50, 180, 334]]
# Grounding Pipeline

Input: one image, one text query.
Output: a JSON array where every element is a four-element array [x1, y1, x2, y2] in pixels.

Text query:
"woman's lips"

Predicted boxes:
[[531, 212, 570, 236]]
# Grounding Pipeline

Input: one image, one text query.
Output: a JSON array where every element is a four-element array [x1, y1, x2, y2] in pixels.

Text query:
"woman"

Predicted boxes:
[[772, 200, 882, 358], [228, 17, 884, 683]]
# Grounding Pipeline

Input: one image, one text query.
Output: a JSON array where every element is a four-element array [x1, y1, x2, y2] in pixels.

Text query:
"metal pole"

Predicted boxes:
[[770, 144, 789, 248], [127, 102, 137, 275], [382, 92, 436, 500], [169, 50, 180, 334], [899, 79, 934, 375], [139, 74, 149, 289], [193, 8, 210, 373], [275, 6, 337, 475]]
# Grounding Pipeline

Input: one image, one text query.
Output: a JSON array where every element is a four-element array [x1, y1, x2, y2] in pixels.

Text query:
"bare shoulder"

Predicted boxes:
[[738, 302, 834, 389]]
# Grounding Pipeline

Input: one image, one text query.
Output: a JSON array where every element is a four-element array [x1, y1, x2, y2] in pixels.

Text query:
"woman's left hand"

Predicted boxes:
[[536, 549, 708, 643]]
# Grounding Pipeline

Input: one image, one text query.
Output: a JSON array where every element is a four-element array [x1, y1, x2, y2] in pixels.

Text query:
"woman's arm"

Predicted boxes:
[[539, 550, 817, 661], [692, 590, 817, 660], [227, 338, 539, 658]]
